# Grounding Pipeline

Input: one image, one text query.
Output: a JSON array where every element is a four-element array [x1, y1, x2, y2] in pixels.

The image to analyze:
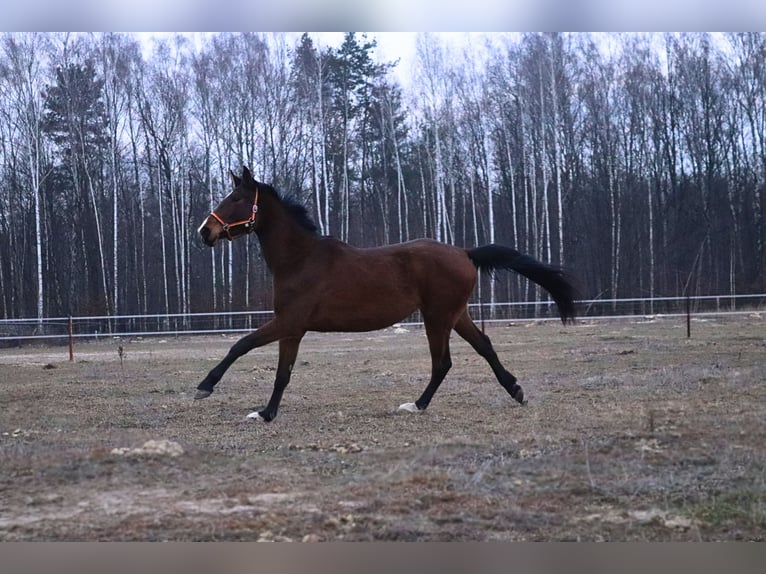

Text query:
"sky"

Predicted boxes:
[[135, 31, 734, 92], [292, 32, 483, 89], [5, 0, 766, 31], [3, 0, 764, 93], [133, 32, 518, 91]]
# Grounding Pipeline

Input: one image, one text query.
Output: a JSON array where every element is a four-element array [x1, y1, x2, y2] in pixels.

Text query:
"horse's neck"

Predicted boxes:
[[256, 199, 316, 275]]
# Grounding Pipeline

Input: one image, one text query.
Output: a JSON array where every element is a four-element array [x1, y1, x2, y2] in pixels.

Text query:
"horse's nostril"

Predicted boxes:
[[199, 225, 216, 246]]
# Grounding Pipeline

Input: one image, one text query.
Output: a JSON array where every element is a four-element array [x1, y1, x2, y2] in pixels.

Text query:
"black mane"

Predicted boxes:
[[263, 183, 319, 234]]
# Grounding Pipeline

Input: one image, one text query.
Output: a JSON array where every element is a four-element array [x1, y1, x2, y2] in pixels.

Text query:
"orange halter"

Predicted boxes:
[[209, 188, 259, 241]]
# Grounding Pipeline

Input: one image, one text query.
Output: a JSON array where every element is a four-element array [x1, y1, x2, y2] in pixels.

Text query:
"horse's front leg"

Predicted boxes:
[[246, 334, 304, 422], [195, 319, 284, 399]]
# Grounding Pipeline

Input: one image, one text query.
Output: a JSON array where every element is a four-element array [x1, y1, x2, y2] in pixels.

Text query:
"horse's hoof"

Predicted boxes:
[[194, 389, 212, 400], [398, 402, 420, 413], [247, 410, 275, 422]]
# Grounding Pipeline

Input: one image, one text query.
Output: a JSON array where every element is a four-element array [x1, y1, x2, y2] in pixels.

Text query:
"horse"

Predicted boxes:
[[195, 166, 578, 422]]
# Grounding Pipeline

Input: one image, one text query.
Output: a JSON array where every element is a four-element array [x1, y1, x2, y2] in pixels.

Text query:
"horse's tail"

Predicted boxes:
[[466, 244, 579, 324]]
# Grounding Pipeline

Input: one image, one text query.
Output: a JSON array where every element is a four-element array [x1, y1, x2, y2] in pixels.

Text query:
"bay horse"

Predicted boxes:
[[196, 167, 577, 422]]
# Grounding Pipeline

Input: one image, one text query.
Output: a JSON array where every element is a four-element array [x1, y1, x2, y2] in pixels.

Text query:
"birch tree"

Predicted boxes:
[[726, 33, 766, 292], [0, 34, 50, 319], [95, 33, 139, 315], [414, 33, 453, 243]]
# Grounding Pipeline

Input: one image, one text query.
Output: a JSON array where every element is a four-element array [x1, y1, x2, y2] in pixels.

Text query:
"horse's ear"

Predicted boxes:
[[242, 166, 255, 186], [229, 170, 242, 188]]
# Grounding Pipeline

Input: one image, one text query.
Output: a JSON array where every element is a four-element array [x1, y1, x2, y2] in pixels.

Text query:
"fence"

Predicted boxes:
[[0, 294, 763, 349]]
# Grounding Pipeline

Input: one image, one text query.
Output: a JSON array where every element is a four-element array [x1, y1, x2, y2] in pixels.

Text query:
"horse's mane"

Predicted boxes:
[[262, 183, 319, 235]]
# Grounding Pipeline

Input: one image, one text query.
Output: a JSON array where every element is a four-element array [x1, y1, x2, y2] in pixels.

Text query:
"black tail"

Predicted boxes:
[[467, 244, 578, 324]]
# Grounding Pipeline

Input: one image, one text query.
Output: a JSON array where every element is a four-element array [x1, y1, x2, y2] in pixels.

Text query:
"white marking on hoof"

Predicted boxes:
[[246, 411, 266, 421], [398, 402, 419, 413]]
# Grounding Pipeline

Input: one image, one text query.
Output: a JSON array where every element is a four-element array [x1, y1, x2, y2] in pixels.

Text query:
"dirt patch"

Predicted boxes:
[[1, 316, 765, 540]]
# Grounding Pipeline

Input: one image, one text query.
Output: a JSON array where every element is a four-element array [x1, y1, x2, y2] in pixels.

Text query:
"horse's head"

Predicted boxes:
[[198, 166, 260, 246]]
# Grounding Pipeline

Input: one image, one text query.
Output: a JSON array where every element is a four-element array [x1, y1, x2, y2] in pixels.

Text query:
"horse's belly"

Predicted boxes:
[[307, 292, 417, 333]]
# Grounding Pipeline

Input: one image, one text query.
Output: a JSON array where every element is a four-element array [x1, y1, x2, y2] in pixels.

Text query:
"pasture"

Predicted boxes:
[[1, 315, 764, 541]]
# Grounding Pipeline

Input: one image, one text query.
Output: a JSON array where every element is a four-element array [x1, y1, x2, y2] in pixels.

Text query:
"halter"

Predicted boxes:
[[209, 187, 259, 241]]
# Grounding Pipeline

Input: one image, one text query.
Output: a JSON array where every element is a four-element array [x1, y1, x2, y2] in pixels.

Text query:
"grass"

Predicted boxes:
[[690, 491, 766, 534], [1, 315, 764, 540]]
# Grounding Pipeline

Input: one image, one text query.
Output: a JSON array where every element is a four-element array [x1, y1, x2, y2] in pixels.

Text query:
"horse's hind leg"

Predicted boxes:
[[399, 319, 452, 412], [453, 310, 526, 405]]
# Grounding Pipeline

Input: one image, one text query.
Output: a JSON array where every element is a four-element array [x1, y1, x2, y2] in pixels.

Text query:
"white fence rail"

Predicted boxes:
[[1, 294, 764, 346]]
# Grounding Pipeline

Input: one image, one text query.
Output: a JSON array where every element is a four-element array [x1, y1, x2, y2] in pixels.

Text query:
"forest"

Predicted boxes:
[[0, 32, 764, 320]]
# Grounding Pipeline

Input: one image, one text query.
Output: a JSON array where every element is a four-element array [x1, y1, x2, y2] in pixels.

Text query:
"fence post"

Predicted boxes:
[[68, 316, 74, 361], [686, 296, 691, 339]]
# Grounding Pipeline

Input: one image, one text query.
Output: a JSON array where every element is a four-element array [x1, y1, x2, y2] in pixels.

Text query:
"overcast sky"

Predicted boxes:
[[5, 0, 766, 32], [134, 32, 514, 91]]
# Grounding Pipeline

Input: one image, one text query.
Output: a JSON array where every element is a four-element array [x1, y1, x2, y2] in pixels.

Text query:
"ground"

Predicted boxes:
[[1, 315, 764, 541]]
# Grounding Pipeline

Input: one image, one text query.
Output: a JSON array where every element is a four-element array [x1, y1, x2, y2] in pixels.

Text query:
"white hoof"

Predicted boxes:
[[398, 402, 420, 413], [246, 411, 266, 421]]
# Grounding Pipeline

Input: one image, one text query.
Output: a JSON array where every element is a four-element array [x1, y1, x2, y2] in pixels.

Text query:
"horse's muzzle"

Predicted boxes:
[[198, 224, 216, 247]]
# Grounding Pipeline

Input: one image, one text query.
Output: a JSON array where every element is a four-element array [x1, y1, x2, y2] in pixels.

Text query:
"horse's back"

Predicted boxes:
[[354, 238, 478, 316], [355, 238, 475, 283], [300, 237, 477, 332]]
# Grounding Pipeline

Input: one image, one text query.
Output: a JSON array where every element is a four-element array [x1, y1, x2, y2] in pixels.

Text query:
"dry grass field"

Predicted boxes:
[[1, 314, 764, 541]]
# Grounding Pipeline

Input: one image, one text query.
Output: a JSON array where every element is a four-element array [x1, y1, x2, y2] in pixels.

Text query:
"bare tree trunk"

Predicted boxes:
[[469, 177, 479, 247], [169, 172, 181, 314], [138, 177, 148, 314], [126, 85, 147, 315], [32, 152, 43, 321], [483, 132, 496, 313], [111, 155, 118, 313], [418, 147, 428, 236], [311, 127, 325, 235], [609, 155, 621, 305], [208, 170, 217, 310], [539, 61, 552, 265], [157, 159, 170, 317], [648, 180, 655, 313], [182, 170, 190, 316], [341, 88, 350, 243], [549, 39, 564, 265], [317, 52, 330, 236], [503, 124, 519, 249], [227, 242, 233, 310], [6, 34, 48, 320], [84, 167, 111, 316], [385, 94, 409, 242]]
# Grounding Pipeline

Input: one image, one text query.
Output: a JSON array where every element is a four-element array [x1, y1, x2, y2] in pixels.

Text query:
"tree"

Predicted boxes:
[[1, 31, 765, 322], [135, 36, 192, 317], [413, 33, 455, 244], [43, 39, 111, 315], [95, 33, 140, 316], [291, 33, 332, 236], [0, 33, 51, 320]]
